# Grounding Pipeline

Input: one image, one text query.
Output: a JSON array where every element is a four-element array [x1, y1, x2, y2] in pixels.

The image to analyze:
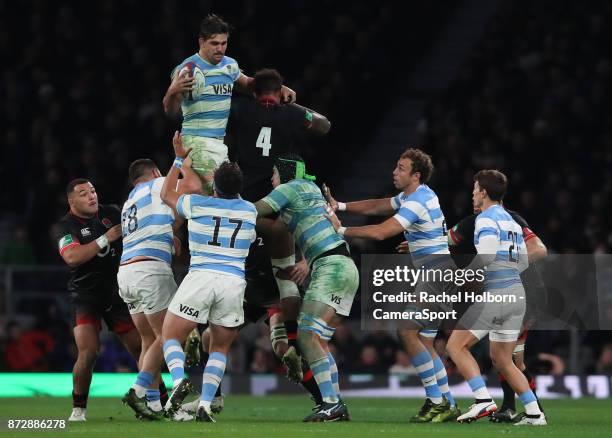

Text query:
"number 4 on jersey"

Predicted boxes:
[[256, 127, 272, 157]]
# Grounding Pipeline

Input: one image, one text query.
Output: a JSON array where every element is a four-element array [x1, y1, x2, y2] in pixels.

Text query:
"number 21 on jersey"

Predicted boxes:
[[256, 127, 272, 156]]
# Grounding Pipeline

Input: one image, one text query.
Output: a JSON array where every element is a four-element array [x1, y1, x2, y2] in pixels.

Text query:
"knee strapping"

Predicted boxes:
[[298, 313, 335, 342]]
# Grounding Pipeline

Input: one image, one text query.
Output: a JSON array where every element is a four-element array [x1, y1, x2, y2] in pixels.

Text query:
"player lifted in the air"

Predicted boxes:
[[326, 148, 460, 423], [163, 14, 296, 193], [255, 154, 358, 422], [446, 170, 547, 426]]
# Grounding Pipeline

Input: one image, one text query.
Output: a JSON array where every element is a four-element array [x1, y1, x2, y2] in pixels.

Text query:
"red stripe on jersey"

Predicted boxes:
[[59, 242, 80, 256], [522, 227, 536, 242], [449, 228, 462, 245]]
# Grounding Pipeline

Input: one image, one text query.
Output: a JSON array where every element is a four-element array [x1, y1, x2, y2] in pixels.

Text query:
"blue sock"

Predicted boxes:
[[133, 371, 154, 397], [433, 356, 455, 406], [519, 390, 541, 415], [411, 350, 443, 402], [467, 375, 491, 400], [163, 339, 185, 387], [146, 389, 160, 402], [310, 357, 338, 403], [327, 352, 340, 395], [201, 352, 227, 407]]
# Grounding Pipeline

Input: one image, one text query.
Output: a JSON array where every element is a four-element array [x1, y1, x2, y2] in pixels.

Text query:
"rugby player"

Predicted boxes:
[[229, 68, 331, 381], [325, 148, 459, 423], [159, 132, 257, 422], [446, 202, 547, 422], [163, 14, 296, 194], [255, 153, 358, 422], [119, 158, 200, 420], [446, 170, 546, 426], [57, 179, 141, 421]]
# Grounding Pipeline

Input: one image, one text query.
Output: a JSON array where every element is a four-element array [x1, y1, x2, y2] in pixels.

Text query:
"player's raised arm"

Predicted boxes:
[[161, 131, 193, 210], [322, 183, 395, 215], [327, 211, 405, 241], [60, 224, 122, 268], [163, 70, 195, 117], [235, 71, 296, 103]]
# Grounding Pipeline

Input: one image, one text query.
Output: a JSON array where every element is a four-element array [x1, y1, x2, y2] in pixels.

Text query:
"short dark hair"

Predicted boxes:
[[214, 161, 243, 198], [254, 69, 283, 95], [399, 148, 434, 183], [275, 152, 304, 184], [128, 159, 157, 186], [66, 178, 91, 197], [474, 169, 508, 201], [199, 14, 231, 40]]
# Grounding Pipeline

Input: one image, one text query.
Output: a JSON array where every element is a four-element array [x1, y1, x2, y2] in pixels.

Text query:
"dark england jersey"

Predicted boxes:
[[228, 97, 312, 202], [56, 205, 122, 302]]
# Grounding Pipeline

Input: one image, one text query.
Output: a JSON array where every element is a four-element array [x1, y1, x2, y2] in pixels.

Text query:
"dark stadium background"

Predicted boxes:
[[0, 0, 611, 385]]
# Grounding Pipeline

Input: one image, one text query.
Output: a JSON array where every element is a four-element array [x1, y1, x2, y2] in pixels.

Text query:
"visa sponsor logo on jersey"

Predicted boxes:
[[179, 304, 200, 318], [212, 83, 233, 95], [81, 227, 91, 236]]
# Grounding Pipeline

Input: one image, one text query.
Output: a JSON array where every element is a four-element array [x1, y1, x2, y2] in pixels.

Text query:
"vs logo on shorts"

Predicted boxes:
[[179, 304, 200, 318], [331, 295, 342, 305]]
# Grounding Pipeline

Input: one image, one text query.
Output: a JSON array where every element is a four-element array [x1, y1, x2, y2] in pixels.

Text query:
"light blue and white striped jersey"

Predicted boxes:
[[391, 184, 451, 268], [176, 194, 257, 278], [173, 54, 241, 139], [474, 204, 527, 291], [121, 178, 175, 264]]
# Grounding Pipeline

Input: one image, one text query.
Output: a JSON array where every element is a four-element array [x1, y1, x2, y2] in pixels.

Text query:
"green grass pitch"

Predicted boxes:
[[0, 396, 611, 437]]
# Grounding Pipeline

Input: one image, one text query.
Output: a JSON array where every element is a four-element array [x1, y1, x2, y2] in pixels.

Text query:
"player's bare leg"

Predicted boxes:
[[257, 216, 303, 381], [447, 329, 497, 423], [70, 324, 100, 421], [122, 311, 167, 419], [490, 341, 546, 426]]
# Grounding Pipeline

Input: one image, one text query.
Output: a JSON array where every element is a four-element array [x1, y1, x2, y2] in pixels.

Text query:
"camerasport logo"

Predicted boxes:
[[101, 218, 112, 228]]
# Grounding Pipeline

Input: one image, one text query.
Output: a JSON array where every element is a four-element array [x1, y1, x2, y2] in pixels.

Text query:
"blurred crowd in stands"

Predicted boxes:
[[1, 0, 611, 374]]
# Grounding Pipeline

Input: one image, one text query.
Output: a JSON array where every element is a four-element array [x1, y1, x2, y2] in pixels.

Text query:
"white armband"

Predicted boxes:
[[338, 202, 347, 211], [95, 235, 109, 249], [338, 226, 347, 236]]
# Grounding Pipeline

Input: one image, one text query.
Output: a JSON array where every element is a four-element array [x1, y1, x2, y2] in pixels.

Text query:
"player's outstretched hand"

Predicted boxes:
[[280, 85, 296, 104], [169, 72, 195, 96], [321, 183, 339, 212], [396, 241, 410, 253], [173, 131, 192, 159], [324, 207, 342, 232], [105, 224, 123, 243]]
